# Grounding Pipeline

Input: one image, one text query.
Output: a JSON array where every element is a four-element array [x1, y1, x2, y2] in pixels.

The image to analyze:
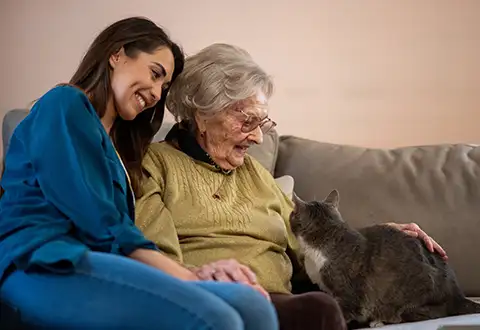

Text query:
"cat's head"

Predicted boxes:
[[289, 189, 344, 238]]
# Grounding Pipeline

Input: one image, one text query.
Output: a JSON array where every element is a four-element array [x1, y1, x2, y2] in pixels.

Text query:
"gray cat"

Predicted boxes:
[[289, 189, 480, 328]]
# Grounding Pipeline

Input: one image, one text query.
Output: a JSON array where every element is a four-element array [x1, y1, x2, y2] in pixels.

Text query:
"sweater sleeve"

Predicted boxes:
[[27, 86, 156, 255], [135, 146, 185, 263], [249, 157, 303, 271]]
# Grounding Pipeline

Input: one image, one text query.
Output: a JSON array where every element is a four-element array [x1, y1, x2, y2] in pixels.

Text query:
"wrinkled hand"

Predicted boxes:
[[192, 259, 270, 300], [385, 222, 448, 260], [192, 259, 258, 284]]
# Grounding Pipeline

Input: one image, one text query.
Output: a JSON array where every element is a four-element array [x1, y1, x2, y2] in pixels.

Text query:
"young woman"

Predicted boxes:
[[0, 17, 278, 330]]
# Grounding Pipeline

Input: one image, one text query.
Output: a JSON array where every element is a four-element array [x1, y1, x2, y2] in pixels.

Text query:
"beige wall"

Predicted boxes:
[[1, 0, 479, 160]]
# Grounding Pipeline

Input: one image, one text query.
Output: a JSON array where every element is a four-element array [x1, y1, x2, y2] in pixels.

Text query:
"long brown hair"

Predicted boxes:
[[1, 17, 183, 198], [69, 17, 184, 196]]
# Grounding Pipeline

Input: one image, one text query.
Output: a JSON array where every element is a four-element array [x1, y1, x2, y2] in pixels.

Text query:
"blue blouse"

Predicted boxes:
[[0, 85, 157, 279]]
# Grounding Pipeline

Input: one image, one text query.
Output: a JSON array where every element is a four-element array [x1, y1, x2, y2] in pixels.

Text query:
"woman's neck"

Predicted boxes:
[[195, 131, 208, 154], [194, 132, 234, 172]]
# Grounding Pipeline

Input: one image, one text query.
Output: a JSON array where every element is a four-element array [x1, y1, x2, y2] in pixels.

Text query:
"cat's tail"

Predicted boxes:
[[450, 298, 480, 316]]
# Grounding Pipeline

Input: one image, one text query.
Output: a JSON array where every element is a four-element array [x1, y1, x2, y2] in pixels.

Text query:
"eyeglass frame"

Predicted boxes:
[[229, 102, 277, 134]]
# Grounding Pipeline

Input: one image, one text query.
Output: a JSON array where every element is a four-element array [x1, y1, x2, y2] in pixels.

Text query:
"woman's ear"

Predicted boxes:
[[109, 47, 126, 69], [194, 113, 207, 136]]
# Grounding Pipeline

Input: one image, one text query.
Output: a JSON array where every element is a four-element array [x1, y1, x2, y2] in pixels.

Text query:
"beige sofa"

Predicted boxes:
[[2, 110, 480, 329], [246, 128, 480, 330]]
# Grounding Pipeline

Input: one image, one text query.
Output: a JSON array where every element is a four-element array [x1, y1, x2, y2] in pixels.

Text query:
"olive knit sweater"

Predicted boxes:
[[135, 142, 298, 294]]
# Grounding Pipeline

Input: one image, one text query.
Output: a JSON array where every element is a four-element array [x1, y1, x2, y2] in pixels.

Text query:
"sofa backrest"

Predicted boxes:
[[2, 109, 29, 161], [275, 135, 480, 296]]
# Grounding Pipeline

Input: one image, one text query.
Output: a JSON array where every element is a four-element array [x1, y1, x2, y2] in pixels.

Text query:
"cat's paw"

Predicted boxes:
[[369, 321, 385, 328]]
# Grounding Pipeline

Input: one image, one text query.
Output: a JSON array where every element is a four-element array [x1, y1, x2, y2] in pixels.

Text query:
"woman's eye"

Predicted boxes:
[[243, 118, 256, 128], [151, 70, 161, 80]]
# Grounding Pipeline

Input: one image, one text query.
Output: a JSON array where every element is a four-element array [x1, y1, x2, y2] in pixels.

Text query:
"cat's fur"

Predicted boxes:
[[289, 189, 480, 328]]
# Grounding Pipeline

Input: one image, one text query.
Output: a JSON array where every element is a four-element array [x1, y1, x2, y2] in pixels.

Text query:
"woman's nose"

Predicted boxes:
[[150, 86, 162, 103], [248, 126, 264, 145]]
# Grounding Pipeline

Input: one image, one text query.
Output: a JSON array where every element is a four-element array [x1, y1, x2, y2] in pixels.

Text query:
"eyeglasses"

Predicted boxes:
[[230, 101, 277, 134], [238, 109, 277, 134]]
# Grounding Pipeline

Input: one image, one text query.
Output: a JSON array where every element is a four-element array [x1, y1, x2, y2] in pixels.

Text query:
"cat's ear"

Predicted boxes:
[[292, 191, 307, 211], [324, 189, 340, 208]]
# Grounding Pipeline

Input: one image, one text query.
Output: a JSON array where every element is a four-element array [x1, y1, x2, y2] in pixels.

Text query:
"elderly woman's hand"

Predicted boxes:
[[192, 259, 271, 300], [384, 222, 448, 260], [192, 259, 258, 284]]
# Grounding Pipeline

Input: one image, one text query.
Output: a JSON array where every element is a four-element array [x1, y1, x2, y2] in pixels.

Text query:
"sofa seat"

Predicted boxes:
[[357, 298, 480, 329], [357, 315, 480, 330]]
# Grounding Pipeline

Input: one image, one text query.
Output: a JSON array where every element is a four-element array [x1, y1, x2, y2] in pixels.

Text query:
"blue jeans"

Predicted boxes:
[[0, 251, 279, 329]]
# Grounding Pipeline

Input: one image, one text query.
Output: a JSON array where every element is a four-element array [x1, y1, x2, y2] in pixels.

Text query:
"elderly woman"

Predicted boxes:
[[136, 43, 447, 330]]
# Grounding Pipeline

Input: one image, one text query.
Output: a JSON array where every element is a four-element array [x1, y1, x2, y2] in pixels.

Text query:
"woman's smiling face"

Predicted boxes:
[[109, 47, 175, 121]]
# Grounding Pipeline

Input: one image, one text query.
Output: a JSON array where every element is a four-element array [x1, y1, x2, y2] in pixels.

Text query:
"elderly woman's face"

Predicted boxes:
[[197, 92, 273, 170]]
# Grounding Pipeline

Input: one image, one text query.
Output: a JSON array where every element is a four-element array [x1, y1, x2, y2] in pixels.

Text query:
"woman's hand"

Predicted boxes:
[[384, 222, 448, 260], [192, 259, 271, 300], [192, 259, 258, 284]]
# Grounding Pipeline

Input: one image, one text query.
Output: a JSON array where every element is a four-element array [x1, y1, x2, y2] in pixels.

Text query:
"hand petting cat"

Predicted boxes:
[[191, 259, 271, 300], [384, 222, 448, 260]]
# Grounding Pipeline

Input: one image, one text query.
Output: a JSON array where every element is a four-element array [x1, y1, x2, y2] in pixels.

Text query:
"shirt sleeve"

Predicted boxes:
[[135, 147, 185, 264], [27, 86, 156, 255]]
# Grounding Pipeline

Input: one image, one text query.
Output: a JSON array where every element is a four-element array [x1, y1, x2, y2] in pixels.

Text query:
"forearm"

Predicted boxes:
[[129, 248, 197, 281]]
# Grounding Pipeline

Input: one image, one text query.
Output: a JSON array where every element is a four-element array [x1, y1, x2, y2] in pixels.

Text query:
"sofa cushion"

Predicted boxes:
[[247, 128, 279, 175], [357, 313, 480, 330], [2, 109, 29, 160], [275, 135, 480, 296], [275, 175, 294, 199], [152, 120, 174, 143]]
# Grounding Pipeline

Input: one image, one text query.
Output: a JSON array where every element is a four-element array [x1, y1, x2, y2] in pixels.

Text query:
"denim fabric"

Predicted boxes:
[[0, 251, 278, 330]]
